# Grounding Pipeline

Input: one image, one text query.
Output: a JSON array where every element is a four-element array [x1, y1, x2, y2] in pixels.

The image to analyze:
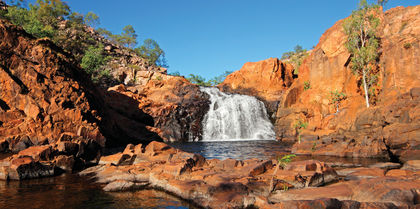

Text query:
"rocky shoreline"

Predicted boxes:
[[0, 2, 419, 208], [80, 141, 420, 209]]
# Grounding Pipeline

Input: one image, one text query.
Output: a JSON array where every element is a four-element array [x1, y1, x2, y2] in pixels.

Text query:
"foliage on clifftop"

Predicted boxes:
[[281, 45, 309, 75], [0, 0, 167, 83]]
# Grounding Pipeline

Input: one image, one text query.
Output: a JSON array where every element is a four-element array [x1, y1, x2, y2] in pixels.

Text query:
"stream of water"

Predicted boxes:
[[200, 87, 275, 141]]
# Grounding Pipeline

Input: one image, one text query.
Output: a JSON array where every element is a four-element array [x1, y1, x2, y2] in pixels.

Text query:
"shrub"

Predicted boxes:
[[80, 44, 110, 82], [403, 42, 412, 49], [281, 45, 309, 75], [294, 119, 308, 144], [268, 154, 296, 194], [330, 90, 347, 113], [304, 81, 311, 91]]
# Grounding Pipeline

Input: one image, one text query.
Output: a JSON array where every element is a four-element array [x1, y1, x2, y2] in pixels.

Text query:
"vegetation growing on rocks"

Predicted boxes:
[[330, 90, 347, 113], [293, 119, 308, 144], [80, 44, 111, 83], [343, 0, 381, 108], [184, 71, 232, 86], [281, 45, 309, 75], [1, 0, 168, 83]]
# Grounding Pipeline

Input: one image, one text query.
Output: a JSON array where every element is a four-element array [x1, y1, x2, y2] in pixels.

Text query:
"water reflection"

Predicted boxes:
[[0, 174, 194, 209], [171, 140, 289, 160], [171, 140, 386, 166]]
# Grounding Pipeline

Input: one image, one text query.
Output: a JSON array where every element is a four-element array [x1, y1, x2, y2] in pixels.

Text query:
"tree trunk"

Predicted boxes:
[[362, 69, 370, 108]]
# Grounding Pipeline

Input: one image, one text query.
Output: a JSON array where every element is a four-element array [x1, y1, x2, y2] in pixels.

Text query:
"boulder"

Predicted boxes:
[[0, 157, 54, 180], [17, 145, 52, 161], [269, 177, 420, 207]]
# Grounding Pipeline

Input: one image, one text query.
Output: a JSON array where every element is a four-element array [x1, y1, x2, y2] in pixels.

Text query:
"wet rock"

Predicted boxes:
[[53, 155, 75, 172], [1, 157, 54, 180], [326, 162, 362, 169], [103, 180, 149, 192]]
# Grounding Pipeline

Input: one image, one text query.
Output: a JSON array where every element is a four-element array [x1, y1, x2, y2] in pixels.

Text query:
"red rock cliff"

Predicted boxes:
[[221, 6, 420, 161], [0, 19, 163, 174], [220, 58, 295, 115]]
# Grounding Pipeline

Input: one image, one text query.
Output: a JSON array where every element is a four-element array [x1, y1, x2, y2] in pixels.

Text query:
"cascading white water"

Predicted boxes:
[[200, 87, 275, 141]]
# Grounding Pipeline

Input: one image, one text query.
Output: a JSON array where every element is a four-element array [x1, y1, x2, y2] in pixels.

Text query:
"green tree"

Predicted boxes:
[[135, 38, 168, 67], [186, 74, 210, 86], [281, 44, 309, 75], [343, 0, 380, 108], [84, 11, 99, 28], [80, 44, 110, 82], [207, 71, 232, 86], [378, 0, 388, 6], [117, 25, 137, 48], [5, 0, 70, 39]]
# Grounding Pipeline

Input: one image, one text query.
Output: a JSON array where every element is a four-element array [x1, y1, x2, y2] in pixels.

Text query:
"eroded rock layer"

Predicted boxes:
[[83, 142, 420, 209]]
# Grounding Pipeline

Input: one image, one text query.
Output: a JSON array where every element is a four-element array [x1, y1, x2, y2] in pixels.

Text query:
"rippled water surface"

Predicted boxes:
[[171, 140, 288, 160], [171, 140, 386, 166]]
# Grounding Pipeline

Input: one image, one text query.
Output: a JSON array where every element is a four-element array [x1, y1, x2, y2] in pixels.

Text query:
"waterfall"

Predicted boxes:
[[200, 87, 275, 141]]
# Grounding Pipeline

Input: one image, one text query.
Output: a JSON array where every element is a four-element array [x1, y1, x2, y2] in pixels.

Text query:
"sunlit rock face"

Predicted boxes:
[[219, 57, 296, 117], [0, 19, 163, 175], [219, 6, 420, 160]]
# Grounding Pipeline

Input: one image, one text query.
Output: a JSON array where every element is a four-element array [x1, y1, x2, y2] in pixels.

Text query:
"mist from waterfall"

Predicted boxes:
[[200, 87, 275, 141]]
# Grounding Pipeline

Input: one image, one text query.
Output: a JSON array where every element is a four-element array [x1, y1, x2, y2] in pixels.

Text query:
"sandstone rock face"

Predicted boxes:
[[0, 20, 104, 160], [286, 6, 420, 160], [220, 58, 295, 116], [107, 75, 210, 142], [0, 19, 163, 174], [219, 6, 420, 161]]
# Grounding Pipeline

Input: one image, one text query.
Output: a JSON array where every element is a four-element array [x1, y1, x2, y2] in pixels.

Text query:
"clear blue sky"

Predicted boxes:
[[30, 0, 420, 78]]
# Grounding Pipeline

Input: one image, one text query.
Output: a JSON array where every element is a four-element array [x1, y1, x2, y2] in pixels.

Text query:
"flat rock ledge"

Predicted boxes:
[[80, 141, 420, 209]]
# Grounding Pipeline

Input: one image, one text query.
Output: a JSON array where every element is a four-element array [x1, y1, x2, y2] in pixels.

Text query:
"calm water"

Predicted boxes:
[[171, 140, 385, 166], [0, 174, 194, 209], [0, 140, 386, 208]]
